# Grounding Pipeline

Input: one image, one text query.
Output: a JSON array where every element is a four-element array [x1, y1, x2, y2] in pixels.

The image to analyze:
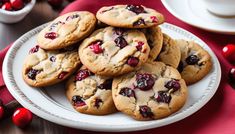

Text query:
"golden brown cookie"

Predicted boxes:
[[96, 5, 164, 28], [176, 39, 212, 85], [79, 26, 150, 76], [22, 45, 80, 87], [156, 33, 181, 68], [66, 66, 116, 115], [112, 61, 188, 121], [37, 11, 96, 50], [142, 26, 163, 60]]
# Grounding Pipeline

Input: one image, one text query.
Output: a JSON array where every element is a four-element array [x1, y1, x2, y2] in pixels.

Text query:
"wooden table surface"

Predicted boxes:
[[0, 2, 75, 134]]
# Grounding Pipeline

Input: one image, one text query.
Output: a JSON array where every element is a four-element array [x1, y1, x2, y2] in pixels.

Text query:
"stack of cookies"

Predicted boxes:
[[22, 5, 212, 121]]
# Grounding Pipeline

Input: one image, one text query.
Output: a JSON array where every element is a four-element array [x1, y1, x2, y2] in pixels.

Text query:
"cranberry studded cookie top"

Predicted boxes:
[[112, 62, 188, 120], [66, 66, 116, 115], [79, 26, 150, 76], [37, 11, 96, 50], [175, 39, 212, 85], [22, 45, 80, 87], [96, 5, 165, 28]]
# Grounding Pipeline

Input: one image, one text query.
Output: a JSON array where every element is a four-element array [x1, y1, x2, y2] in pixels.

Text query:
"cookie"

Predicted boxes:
[[22, 45, 80, 87], [96, 5, 164, 28], [156, 33, 181, 68], [79, 26, 150, 76], [37, 11, 96, 50], [66, 66, 116, 115], [112, 61, 188, 121], [176, 39, 212, 85], [142, 26, 163, 60]]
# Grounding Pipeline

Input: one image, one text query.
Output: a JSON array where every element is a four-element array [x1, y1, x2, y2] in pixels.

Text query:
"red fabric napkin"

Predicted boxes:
[[0, 45, 14, 105], [1, 0, 235, 133]]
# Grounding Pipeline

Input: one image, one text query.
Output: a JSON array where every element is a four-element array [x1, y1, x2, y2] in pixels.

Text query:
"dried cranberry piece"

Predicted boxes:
[[97, 79, 113, 90], [27, 69, 41, 80], [114, 36, 128, 49], [136, 41, 144, 51], [150, 16, 158, 23], [49, 56, 56, 62], [165, 80, 181, 92], [119, 87, 135, 98], [126, 57, 139, 67], [49, 21, 65, 31], [29, 45, 39, 54], [72, 96, 86, 107], [89, 40, 103, 54], [177, 61, 184, 73], [113, 28, 125, 35], [185, 55, 199, 65], [66, 14, 80, 21], [156, 91, 171, 103], [94, 98, 103, 108], [139, 105, 153, 118], [135, 73, 155, 91], [58, 72, 68, 79], [44, 32, 57, 40], [133, 19, 145, 26], [75, 69, 93, 81], [126, 5, 145, 14]]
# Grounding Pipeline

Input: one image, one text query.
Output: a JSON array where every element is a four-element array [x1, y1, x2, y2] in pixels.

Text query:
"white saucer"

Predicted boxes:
[[161, 0, 235, 35]]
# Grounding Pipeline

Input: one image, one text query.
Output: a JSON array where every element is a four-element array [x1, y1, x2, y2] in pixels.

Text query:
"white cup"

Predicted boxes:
[[204, 0, 235, 16]]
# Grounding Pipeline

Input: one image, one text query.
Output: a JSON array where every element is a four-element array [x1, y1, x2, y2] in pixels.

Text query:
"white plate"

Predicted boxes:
[[161, 0, 235, 35], [3, 23, 221, 132]]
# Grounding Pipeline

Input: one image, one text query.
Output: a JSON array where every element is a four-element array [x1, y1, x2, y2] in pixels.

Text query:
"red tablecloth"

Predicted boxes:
[[1, 0, 235, 134]]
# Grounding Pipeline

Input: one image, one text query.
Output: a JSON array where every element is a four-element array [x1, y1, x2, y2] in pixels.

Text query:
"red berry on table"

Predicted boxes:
[[0, 100, 4, 120], [10, 0, 24, 10], [229, 67, 235, 81], [222, 44, 235, 64], [1, 2, 12, 11], [12, 108, 33, 128], [47, 0, 63, 9], [0, 106, 4, 119]]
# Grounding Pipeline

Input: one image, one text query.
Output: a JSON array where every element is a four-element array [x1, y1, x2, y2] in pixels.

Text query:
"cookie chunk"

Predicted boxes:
[[37, 11, 96, 50], [142, 26, 163, 60], [79, 26, 150, 76], [22, 45, 80, 87], [66, 66, 116, 115], [112, 61, 188, 120], [156, 34, 181, 68], [96, 5, 164, 28], [176, 40, 212, 85]]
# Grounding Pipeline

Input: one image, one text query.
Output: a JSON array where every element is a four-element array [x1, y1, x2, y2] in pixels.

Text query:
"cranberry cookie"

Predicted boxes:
[[142, 26, 163, 60], [22, 45, 80, 87], [112, 61, 188, 121], [156, 33, 181, 68], [79, 26, 150, 76], [176, 39, 212, 85], [37, 11, 96, 50], [66, 66, 116, 115], [96, 5, 164, 28]]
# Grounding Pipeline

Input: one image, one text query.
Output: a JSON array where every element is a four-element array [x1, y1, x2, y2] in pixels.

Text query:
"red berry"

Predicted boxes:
[[12, 108, 33, 128], [89, 40, 103, 54], [150, 16, 158, 23], [229, 67, 235, 81], [44, 32, 58, 40], [10, 0, 23, 10], [222, 44, 235, 64], [47, 0, 63, 8], [0, 106, 4, 119], [1, 2, 12, 11]]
